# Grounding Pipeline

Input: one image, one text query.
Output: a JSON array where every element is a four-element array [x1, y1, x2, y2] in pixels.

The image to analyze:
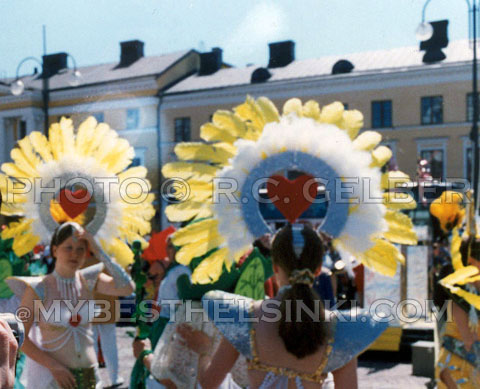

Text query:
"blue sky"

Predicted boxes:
[[0, 0, 471, 77]]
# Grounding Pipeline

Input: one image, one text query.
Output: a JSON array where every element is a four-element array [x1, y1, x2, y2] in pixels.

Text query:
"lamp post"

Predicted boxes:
[[9, 53, 81, 134], [417, 0, 479, 211]]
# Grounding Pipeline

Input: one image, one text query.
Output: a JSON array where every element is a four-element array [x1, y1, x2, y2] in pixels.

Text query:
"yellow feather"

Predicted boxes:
[[171, 219, 219, 246], [1, 219, 33, 240], [10, 149, 39, 177], [383, 192, 417, 210], [121, 215, 152, 236], [94, 130, 119, 167], [339, 110, 364, 139], [449, 288, 480, 311], [430, 191, 465, 233], [440, 266, 479, 287], [1, 202, 24, 217], [59, 117, 75, 157], [83, 123, 111, 156], [75, 117, 98, 156], [165, 201, 212, 222], [319, 102, 344, 125], [381, 171, 411, 190], [256, 96, 280, 124], [183, 180, 213, 202], [191, 248, 228, 284], [451, 228, 463, 270], [48, 123, 63, 160], [101, 238, 134, 268], [49, 200, 86, 224], [174, 143, 235, 164], [384, 211, 417, 245], [12, 233, 40, 257], [370, 146, 392, 168], [175, 234, 225, 266], [118, 166, 148, 181], [103, 139, 135, 173], [212, 111, 247, 138], [1, 162, 34, 179], [360, 239, 403, 277], [352, 131, 382, 152], [17, 137, 42, 172], [200, 123, 237, 144], [162, 162, 217, 182], [234, 96, 265, 132], [283, 98, 303, 116], [29, 131, 53, 162], [302, 100, 321, 120]]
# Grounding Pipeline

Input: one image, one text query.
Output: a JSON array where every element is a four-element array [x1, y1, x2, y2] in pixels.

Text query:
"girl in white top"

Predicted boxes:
[[7, 222, 135, 389]]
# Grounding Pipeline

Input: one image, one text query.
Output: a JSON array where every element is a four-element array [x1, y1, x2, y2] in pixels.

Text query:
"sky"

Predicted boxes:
[[0, 0, 472, 78]]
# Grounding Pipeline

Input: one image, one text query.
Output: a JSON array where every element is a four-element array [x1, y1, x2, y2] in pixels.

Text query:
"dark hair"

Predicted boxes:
[[49, 223, 81, 262], [460, 236, 480, 266], [271, 224, 328, 359]]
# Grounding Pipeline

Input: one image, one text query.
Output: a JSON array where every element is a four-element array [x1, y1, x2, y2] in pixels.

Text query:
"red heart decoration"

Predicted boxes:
[[58, 189, 91, 219], [69, 314, 82, 327], [266, 175, 318, 223]]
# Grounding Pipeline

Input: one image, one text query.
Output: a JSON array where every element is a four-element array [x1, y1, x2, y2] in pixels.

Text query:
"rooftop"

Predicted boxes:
[[0, 49, 194, 91], [165, 40, 473, 94]]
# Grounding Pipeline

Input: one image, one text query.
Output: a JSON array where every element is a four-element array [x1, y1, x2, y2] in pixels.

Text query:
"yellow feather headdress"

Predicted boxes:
[[0, 117, 155, 266], [163, 96, 417, 284]]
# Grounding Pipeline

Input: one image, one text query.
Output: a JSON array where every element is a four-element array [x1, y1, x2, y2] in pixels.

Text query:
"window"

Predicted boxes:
[[420, 149, 444, 180], [371, 100, 392, 128], [174, 117, 191, 142], [421, 96, 443, 125], [128, 148, 146, 168], [92, 112, 104, 123], [126, 109, 139, 129], [467, 93, 480, 122], [3, 118, 26, 162]]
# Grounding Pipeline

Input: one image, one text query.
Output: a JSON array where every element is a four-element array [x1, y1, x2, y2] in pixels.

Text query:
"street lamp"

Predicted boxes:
[[9, 53, 81, 134], [417, 0, 479, 211]]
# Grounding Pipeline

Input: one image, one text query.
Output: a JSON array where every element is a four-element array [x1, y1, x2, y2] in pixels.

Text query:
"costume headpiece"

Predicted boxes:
[[163, 96, 417, 283], [0, 117, 155, 266], [433, 190, 480, 311], [291, 224, 305, 258]]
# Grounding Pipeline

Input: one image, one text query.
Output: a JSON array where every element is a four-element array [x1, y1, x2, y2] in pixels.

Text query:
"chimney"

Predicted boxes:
[[199, 47, 223, 76], [268, 40, 295, 68], [41, 53, 68, 78], [420, 20, 449, 64], [118, 40, 144, 67]]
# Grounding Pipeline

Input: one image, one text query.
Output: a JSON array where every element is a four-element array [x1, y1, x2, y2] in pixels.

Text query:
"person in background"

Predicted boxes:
[[0, 318, 18, 389], [83, 253, 124, 388]]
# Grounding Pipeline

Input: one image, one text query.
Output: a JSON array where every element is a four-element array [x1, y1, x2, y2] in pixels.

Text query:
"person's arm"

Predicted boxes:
[[0, 319, 17, 389], [77, 229, 134, 296], [332, 357, 357, 389], [452, 301, 477, 351], [177, 324, 239, 388], [19, 287, 76, 389]]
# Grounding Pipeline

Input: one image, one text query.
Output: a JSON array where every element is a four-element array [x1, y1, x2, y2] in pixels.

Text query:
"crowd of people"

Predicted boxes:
[[0, 220, 379, 388]]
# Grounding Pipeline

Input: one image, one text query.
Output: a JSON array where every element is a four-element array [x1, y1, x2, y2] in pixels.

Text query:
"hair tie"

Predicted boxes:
[[289, 268, 315, 287], [291, 224, 305, 258]]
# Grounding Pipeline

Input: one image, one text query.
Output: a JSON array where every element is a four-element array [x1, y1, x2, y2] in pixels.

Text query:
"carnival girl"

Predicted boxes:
[[175, 224, 386, 389], [437, 236, 480, 388], [6, 221, 134, 389]]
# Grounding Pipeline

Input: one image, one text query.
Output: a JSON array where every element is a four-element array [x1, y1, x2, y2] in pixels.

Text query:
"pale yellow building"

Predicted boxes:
[[0, 40, 202, 226], [161, 39, 476, 185]]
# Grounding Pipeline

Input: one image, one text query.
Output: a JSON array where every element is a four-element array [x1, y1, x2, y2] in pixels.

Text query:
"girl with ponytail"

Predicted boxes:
[[178, 223, 387, 388]]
